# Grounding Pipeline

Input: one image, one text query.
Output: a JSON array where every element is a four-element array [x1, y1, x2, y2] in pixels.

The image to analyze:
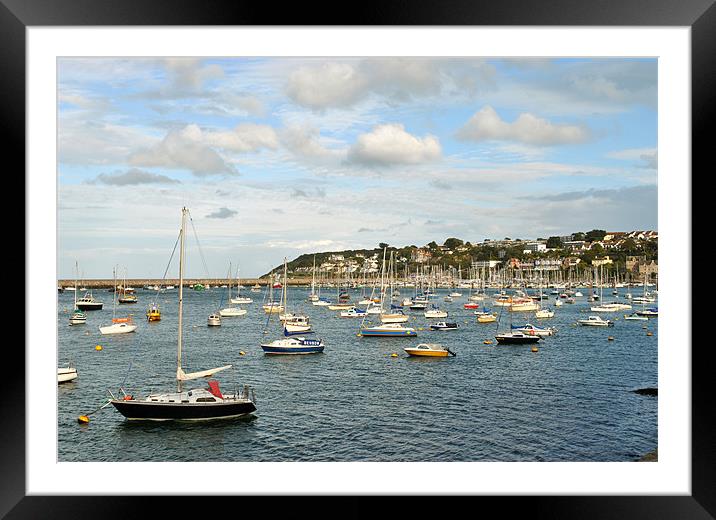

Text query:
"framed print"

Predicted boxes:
[[6, 0, 710, 517]]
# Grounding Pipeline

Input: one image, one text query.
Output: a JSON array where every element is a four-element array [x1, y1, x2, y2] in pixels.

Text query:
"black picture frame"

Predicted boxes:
[[6, 0, 707, 517]]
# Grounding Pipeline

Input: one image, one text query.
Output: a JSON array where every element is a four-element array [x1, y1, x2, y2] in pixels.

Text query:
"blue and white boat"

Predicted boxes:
[[261, 334, 325, 355], [511, 323, 555, 336], [359, 323, 417, 337], [261, 258, 325, 355]]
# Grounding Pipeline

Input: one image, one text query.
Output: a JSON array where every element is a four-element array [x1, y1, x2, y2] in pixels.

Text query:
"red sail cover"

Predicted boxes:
[[207, 380, 223, 399]]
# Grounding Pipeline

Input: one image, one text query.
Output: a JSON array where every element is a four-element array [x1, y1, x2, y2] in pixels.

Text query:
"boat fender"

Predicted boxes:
[[123, 395, 133, 401]]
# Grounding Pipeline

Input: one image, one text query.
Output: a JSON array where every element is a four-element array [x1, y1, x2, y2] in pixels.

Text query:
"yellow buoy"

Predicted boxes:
[[646, 332, 653, 336], [77, 415, 90, 424], [390, 353, 398, 358], [239, 351, 245, 356], [356, 333, 362, 337], [531, 346, 538, 352], [484, 340, 492, 345], [95, 345, 102, 351]]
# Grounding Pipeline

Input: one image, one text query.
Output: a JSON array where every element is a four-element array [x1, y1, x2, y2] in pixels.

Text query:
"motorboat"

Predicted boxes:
[[429, 321, 459, 331], [511, 323, 555, 336], [340, 307, 367, 318], [146, 303, 161, 322], [75, 292, 103, 310], [463, 302, 479, 309], [424, 305, 448, 319], [577, 315, 614, 326], [624, 312, 648, 321], [535, 309, 555, 318], [99, 317, 138, 335], [58, 364, 78, 384], [404, 343, 455, 357], [477, 314, 497, 323], [207, 313, 221, 326], [494, 331, 541, 344]]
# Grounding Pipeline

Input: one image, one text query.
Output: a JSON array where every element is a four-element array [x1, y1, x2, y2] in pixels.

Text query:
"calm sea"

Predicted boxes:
[[57, 287, 657, 462]]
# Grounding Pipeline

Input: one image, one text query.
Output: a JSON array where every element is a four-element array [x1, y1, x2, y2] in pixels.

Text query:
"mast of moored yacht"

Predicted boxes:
[[177, 207, 187, 392]]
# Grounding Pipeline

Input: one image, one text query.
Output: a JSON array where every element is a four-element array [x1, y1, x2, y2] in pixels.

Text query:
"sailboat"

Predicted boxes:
[[99, 266, 138, 335], [110, 207, 256, 421], [359, 249, 416, 337], [262, 272, 285, 313], [68, 261, 87, 325], [230, 266, 253, 304], [117, 269, 138, 304], [261, 258, 324, 354], [219, 262, 248, 317], [307, 255, 319, 302]]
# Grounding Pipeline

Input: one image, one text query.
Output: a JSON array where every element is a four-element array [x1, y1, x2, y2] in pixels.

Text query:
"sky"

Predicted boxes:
[[57, 57, 657, 279]]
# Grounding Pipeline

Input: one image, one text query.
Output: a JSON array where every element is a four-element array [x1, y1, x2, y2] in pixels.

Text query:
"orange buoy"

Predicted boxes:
[[483, 340, 492, 345], [531, 346, 538, 352], [77, 415, 90, 424]]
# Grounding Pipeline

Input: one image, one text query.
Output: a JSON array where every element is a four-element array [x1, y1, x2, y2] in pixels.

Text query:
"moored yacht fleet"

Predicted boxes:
[[59, 213, 657, 423]]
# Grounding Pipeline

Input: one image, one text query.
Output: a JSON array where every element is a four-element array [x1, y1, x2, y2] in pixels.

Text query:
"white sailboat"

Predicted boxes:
[[219, 262, 248, 317], [68, 261, 87, 325], [230, 265, 253, 304], [110, 207, 256, 421], [261, 258, 324, 354], [99, 266, 138, 335]]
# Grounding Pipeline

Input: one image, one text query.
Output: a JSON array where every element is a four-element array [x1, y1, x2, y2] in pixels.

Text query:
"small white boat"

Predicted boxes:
[[577, 315, 614, 327], [340, 307, 367, 318], [443, 296, 453, 303], [624, 313, 648, 321], [424, 306, 448, 319], [99, 318, 138, 335], [58, 364, 78, 384], [312, 298, 332, 307], [207, 313, 221, 326], [511, 323, 556, 336], [219, 306, 247, 317], [449, 292, 462, 298], [230, 296, 253, 304], [430, 321, 459, 331], [535, 309, 555, 319], [554, 299, 563, 307], [380, 310, 409, 323], [359, 323, 417, 337]]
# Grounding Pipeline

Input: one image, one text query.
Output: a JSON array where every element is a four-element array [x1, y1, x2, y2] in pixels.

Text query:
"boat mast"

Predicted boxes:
[[177, 207, 187, 392]]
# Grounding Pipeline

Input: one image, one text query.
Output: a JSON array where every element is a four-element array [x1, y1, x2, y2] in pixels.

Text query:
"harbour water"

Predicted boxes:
[[57, 287, 657, 462]]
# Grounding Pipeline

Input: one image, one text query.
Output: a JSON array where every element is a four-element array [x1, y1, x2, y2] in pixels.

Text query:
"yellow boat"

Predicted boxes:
[[404, 343, 455, 357], [477, 314, 497, 323], [146, 304, 161, 322]]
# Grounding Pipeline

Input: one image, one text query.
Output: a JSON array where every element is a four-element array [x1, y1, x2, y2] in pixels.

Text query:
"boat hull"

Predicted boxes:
[[110, 399, 256, 421], [404, 349, 450, 357], [495, 335, 541, 344], [359, 329, 417, 337], [260, 345, 325, 354], [76, 302, 103, 310]]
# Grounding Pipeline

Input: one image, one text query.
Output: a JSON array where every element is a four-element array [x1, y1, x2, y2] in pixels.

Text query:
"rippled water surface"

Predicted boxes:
[[57, 287, 657, 461]]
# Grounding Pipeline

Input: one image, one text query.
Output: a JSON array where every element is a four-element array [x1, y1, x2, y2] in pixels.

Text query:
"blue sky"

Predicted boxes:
[[57, 57, 657, 279]]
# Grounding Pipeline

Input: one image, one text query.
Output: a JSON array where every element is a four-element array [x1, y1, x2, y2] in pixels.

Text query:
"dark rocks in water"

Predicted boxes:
[[637, 448, 658, 461], [633, 387, 658, 396]]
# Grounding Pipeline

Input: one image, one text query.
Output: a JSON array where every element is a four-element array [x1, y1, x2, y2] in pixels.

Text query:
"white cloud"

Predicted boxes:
[[348, 124, 442, 165], [286, 62, 368, 110], [205, 124, 279, 153], [285, 58, 495, 110], [280, 125, 346, 163], [128, 124, 236, 176], [456, 106, 590, 145], [607, 147, 657, 169], [59, 119, 158, 166], [91, 168, 180, 185]]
